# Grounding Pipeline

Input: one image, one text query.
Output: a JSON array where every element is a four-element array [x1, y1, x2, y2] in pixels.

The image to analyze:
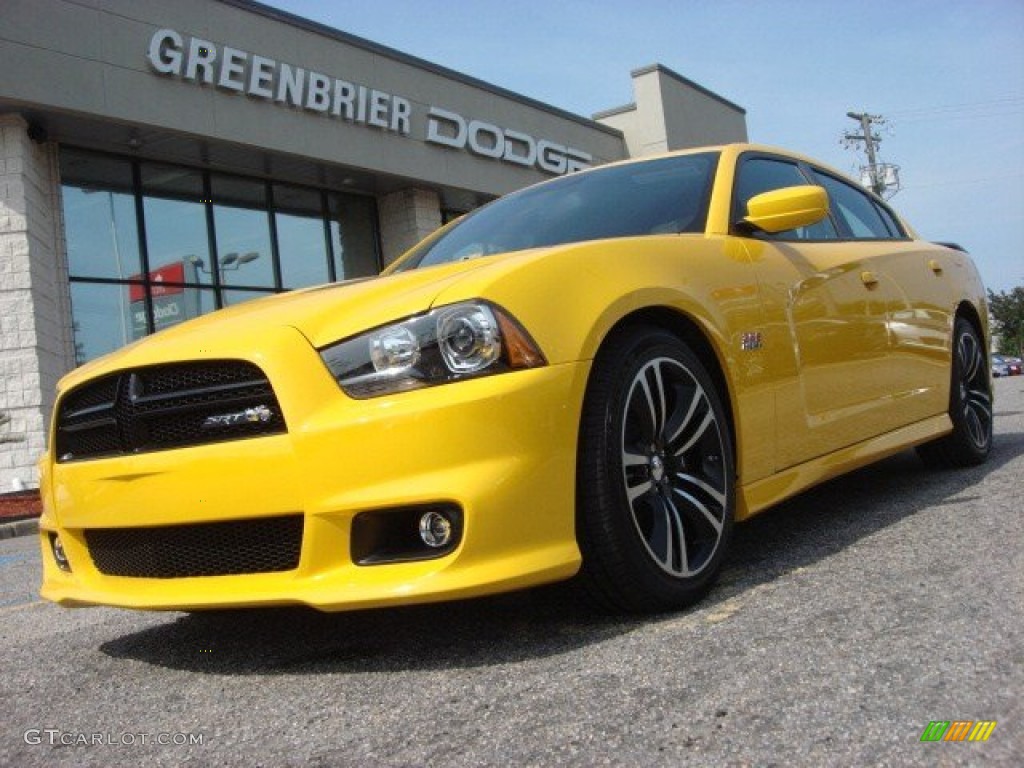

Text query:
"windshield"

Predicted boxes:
[[395, 151, 719, 272]]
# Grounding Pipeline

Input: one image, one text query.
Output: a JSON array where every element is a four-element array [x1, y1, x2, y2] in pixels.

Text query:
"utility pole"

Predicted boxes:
[[842, 111, 899, 198]]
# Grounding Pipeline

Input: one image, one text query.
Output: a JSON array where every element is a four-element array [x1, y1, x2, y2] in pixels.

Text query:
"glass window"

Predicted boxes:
[[69, 282, 138, 365], [61, 148, 380, 364], [212, 175, 275, 289], [60, 152, 142, 279], [874, 202, 905, 238], [222, 289, 275, 308], [275, 185, 330, 289], [150, 286, 217, 335], [811, 171, 896, 239], [397, 153, 717, 272], [69, 282, 218, 365], [330, 194, 379, 279], [142, 163, 214, 287], [733, 157, 837, 241]]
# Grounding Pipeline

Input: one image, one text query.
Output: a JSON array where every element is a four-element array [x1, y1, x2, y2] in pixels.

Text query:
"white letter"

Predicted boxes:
[[565, 148, 592, 173], [306, 71, 330, 112], [276, 64, 305, 106], [467, 120, 503, 158], [537, 140, 568, 174], [147, 29, 183, 75], [356, 85, 368, 122], [185, 38, 217, 84], [23, 730, 41, 746], [390, 97, 411, 134], [502, 129, 536, 167], [218, 47, 247, 92], [332, 80, 355, 119], [248, 55, 275, 98], [367, 90, 389, 128], [425, 107, 466, 148]]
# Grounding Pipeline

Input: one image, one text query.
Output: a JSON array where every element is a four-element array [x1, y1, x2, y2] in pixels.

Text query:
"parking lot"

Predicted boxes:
[[1, 376, 1021, 767]]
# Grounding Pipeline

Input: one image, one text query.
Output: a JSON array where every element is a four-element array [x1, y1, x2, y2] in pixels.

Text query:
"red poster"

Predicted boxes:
[[128, 262, 186, 303]]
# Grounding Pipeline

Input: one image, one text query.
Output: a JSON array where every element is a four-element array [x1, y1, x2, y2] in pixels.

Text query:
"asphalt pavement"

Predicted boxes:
[[1, 377, 1021, 767]]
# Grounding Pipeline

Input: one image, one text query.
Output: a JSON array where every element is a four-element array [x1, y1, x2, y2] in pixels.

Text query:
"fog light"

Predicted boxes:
[[351, 504, 463, 565], [419, 511, 453, 548], [50, 533, 71, 572]]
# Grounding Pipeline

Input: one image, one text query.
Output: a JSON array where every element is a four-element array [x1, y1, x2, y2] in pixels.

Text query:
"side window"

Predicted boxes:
[[811, 171, 899, 239], [733, 157, 837, 240], [874, 203, 905, 238]]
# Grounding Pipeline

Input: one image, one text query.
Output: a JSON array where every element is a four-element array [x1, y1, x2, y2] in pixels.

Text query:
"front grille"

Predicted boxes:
[[84, 515, 304, 578], [55, 360, 286, 462]]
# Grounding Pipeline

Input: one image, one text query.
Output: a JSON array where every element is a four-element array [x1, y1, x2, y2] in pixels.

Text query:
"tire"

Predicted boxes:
[[917, 317, 993, 468], [576, 326, 735, 613]]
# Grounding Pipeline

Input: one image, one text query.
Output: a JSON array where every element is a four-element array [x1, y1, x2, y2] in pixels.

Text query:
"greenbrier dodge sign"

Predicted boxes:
[[147, 29, 593, 175]]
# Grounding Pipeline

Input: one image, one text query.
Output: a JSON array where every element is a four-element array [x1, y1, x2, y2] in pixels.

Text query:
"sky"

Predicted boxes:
[[266, 0, 1024, 292]]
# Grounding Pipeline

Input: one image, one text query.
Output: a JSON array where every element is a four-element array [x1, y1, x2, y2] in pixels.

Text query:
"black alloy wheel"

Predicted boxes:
[[917, 317, 993, 468], [576, 326, 735, 613]]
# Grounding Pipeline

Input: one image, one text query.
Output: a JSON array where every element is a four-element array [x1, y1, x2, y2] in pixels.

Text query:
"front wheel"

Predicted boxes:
[[576, 327, 735, 613], [917, 317, 993, 468]]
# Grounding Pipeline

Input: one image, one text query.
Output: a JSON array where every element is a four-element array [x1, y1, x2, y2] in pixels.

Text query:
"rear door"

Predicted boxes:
[[806, 169, 952, 428]]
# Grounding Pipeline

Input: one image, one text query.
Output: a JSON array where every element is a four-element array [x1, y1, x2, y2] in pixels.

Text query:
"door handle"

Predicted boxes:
[[860, 270, 879, 288], [928, 259, 944, 275]]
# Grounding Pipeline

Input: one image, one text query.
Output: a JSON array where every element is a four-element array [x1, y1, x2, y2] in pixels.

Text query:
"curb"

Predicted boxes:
[[0, 518, 39, 541]]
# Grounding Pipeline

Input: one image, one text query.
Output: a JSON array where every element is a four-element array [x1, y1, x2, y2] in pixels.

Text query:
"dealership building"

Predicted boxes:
[[0, 0, 747, 489]]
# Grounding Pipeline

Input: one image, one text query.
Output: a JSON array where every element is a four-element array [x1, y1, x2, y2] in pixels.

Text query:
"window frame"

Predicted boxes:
[[806, 167, 909, 241], [729, 151, 841, 242], [730, 150, 911, 243], [59, 146, 382, 363]]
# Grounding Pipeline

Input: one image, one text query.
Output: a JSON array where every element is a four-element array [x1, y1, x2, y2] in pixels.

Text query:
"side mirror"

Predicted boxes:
[[742, 185, 829, 234]]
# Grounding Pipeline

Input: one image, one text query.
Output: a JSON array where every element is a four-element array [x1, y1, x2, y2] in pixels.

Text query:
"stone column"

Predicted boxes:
[[0, 114, 75, 490], [377, 188, 442, 266]]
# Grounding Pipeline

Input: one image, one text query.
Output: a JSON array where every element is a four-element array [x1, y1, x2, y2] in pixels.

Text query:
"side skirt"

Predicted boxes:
[[736, 414, 952, 521]]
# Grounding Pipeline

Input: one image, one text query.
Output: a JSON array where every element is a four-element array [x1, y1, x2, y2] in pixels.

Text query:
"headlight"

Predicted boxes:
[[320, 301, 546, 398]]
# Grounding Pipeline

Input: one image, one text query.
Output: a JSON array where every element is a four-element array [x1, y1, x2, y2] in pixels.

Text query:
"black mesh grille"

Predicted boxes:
[[83, 515, 304, 578], [55, 361, 286, 462]]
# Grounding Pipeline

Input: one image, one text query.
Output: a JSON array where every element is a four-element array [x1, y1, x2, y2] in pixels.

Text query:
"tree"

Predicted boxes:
[[988, 286, 1024, 356]]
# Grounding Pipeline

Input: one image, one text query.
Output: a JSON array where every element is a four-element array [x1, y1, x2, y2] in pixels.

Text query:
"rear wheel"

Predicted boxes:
[[917, 317, 992, 468], [576, 327, 735, 613]]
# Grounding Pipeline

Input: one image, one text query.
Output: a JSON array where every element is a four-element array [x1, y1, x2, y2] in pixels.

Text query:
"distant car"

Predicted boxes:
[[39, 143, 993, 615], [992, 355, 1009, 377], [1005, 356, 1023, 376]]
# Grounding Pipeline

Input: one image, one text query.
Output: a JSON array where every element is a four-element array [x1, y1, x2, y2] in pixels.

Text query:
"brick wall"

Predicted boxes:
[[0, 114, 75, 490]]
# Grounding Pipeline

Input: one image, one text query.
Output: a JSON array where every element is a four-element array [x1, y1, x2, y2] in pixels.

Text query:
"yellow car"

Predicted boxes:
[[39, 144, 992, 614]]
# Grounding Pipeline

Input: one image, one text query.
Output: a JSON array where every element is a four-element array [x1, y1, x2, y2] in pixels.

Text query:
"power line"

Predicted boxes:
[[886, 95, 1023, 119], [900, 171, 1024, 190]]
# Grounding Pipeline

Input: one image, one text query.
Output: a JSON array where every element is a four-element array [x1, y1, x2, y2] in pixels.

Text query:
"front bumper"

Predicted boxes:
[[40, 325, 589, 611]]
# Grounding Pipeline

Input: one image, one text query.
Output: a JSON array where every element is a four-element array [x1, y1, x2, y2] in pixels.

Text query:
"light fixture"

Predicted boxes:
[[50, 533, 71, 572], [419, 510, 453, 548]]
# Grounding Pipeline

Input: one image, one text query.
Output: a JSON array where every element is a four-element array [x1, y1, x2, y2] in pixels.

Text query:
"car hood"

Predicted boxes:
[[60, 250, 550, 388]]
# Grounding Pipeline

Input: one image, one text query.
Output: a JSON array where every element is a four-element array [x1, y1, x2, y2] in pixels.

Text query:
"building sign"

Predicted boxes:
[[127, 261, 200, 339], [146, 29, 592, 175]]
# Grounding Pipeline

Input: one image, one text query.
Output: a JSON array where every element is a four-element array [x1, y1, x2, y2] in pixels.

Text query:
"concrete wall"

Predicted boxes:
[[0, 116, 75, 490], [596, 65, 747, 157], [378, 188, 442, 266], [0, 0, 625, 198]]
